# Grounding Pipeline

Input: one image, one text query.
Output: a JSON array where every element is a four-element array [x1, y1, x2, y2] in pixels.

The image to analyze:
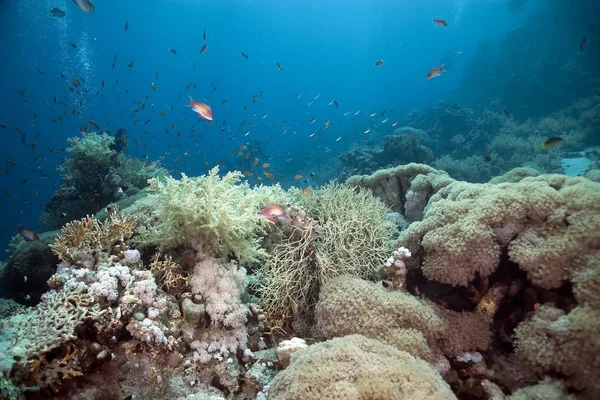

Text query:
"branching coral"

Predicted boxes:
[[300, 183, 396, 282], [256, 205, 320, 316], [138, 167, 286, 262], [257, 184, 395, 320], [58, 131, 116, 191], [150, 254, 187, 293], [49, 205, 136, 266]]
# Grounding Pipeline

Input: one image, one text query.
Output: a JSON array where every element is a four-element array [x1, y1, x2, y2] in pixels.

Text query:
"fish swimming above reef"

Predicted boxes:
[[433, 18, 448, 27], [72, 0, 95, 13], [49, 7, 66, 17], [17, 226, 39, 242], [580, 36, 587, 52], [375, 59, 384, 67], [112, 128, 128, 152], [541, 137, 565, 148], [426, 64, 445, 79], [260, 203, 286, 223], [186, 96, 213, 121]]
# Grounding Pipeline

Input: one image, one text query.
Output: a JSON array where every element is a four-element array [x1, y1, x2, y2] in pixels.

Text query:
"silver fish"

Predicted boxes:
[[72, 0, 95, 12]]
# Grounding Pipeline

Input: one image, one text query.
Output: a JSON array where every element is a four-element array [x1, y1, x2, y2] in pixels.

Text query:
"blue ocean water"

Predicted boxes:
[[0, 0, 594, 255]]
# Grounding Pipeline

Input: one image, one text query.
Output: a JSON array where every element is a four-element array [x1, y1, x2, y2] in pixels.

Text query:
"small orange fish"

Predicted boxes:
[[242, 170, 253, 176], [262, 163, 270, 168], [426, 65, 444, 79], [294, 174, 303, 180], [252, 157, 259, 166], [186, 95, 213, 120], [433, 18, 448, 27], [264, 172, 274, 179], [302, 188, 312, 195]]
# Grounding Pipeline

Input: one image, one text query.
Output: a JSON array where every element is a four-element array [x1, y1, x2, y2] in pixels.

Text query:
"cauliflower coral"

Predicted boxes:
[[397, 174, 600, 288]]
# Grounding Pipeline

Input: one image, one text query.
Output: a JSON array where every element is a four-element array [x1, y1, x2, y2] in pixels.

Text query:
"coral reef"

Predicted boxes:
[[399, 96, 599, 182], [256, 184, 395, 319], [135, 167, 287, 262], [345, 164, 600, 397], [49, 205, 136, 267], [268, 335, 456, 400], [0, 231, 59, 302], [396, 173, 600, 288], [40, 132, 167, 231], [1, 162, 597, 399], [337, 127, 434, 180]]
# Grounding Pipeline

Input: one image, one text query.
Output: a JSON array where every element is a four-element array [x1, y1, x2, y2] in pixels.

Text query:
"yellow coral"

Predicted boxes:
[[49, 205, 136, 264], [150, 254, 187, 292]]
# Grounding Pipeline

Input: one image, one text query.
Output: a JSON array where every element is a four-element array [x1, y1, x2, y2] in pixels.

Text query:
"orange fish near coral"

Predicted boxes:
[[260, 203, 286, 223], [433, 18, 448, 27], [263, 172, 274, 179], [426, 65, 444, 79], [186, 96, 213, 121]]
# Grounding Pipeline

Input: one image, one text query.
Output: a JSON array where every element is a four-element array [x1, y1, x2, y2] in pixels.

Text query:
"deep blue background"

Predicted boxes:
[[0, 0, 540, 256]]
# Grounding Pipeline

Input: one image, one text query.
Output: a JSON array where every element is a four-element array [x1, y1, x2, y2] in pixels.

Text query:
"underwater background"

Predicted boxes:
[[1, 1, 600, 399], [2, 0, 597, 253]]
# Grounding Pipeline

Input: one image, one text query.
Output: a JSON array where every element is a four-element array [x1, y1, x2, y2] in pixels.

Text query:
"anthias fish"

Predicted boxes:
[[426, 65, 444, 79], [186, 96, 213, 121], [260, 204, 286, 223]]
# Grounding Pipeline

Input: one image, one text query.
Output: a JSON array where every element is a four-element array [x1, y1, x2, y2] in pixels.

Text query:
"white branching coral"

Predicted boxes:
[[140, 167, 286, 262]]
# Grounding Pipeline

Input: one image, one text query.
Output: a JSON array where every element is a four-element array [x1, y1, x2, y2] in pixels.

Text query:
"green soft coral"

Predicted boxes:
[[59, 132, 116, 189], [140, 167, 286, 262]]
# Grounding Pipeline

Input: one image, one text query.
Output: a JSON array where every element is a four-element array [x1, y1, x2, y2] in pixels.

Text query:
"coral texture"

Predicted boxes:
[[315, 276, 490, 364], [138, 167, 286, 262], [268, 335, 456, 400], [512, 305, 600, 396], [397, 173, 600, 288]]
